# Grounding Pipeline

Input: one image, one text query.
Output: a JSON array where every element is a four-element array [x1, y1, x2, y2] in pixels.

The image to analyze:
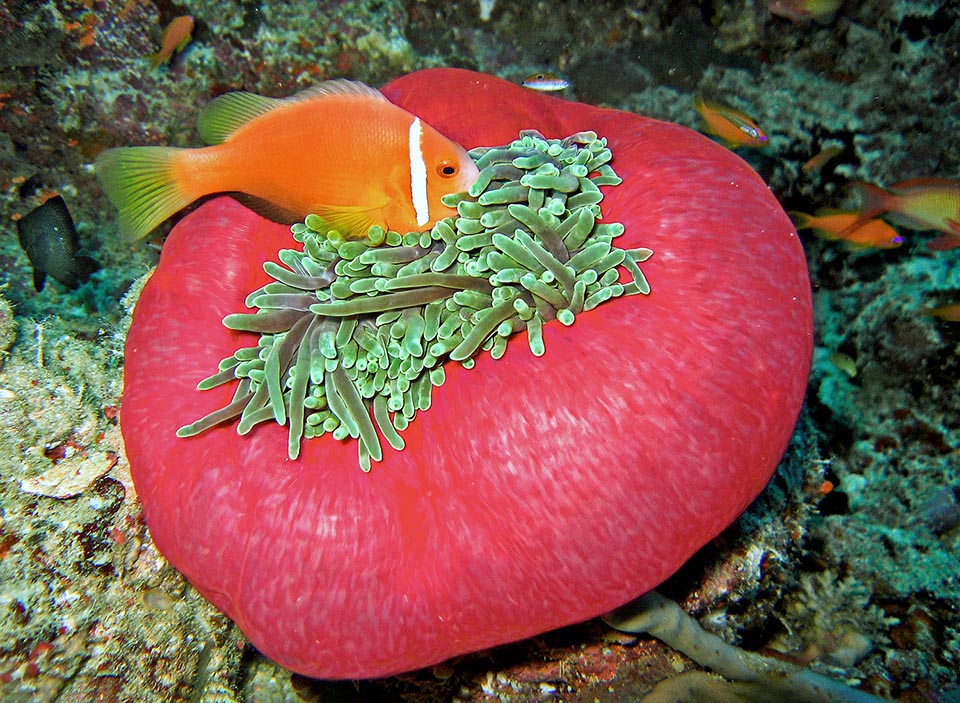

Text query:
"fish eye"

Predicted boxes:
[[437, 161, 458, 178]]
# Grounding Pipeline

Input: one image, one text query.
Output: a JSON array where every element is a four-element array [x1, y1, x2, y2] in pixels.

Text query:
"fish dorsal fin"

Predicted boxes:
[[290, 79, 387, 103], [196, 81, 386, 145], [890, 177, 960, 190], [197, 92, 279, 145]]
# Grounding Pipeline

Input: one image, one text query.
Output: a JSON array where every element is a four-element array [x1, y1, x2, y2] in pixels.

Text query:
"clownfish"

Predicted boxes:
[[95, 80, 480, 240]]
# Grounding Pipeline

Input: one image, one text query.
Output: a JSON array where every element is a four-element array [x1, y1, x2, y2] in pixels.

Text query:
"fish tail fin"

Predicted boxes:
[[846, 181, 891, 220], [788, 211, 812, 230], [73, 255, 101, 287], [95, 146, 195, 239], [926, 233, 960, 251]]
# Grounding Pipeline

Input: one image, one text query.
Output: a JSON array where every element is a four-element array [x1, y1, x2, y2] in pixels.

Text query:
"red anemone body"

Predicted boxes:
[[122, 69, 812, 678]]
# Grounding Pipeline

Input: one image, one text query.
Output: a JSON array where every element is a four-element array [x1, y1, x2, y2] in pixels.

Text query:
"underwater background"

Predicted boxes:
[[0, 0, 958, 701]]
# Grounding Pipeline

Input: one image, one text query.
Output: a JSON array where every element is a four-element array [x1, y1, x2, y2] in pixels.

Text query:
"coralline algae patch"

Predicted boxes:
[[177, 130, 651, 469]]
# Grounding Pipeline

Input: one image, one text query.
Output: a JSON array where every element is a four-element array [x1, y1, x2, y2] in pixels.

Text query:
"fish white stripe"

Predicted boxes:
[[408, 117, 429, 227]]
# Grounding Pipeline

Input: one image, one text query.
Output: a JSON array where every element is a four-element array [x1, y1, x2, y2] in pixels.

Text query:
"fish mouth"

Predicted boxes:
[[458, 158, 481, 193]]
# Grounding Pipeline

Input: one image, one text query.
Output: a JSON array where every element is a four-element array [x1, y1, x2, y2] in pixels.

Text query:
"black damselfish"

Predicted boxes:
[[17, 196, 99, 291]]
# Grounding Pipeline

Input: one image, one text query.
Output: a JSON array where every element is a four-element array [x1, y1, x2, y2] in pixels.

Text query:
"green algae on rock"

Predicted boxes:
[[177, 130, 652, 469]]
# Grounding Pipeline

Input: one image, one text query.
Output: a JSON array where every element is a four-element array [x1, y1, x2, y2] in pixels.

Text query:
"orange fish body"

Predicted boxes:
[[929, 303, 960, 322], [849, 177, 960, 250], [802, 144, 843, 175], [95, 81, 479, 239], [791, 209, 903, 249], [150, 15, 194, 68], [768, 0, 841, 22], [693, 95, 767, 149]]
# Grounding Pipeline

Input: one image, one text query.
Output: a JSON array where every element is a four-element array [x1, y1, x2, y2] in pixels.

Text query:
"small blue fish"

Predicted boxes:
[[17, 196, 99, 291], [521, 72, 570, 92]]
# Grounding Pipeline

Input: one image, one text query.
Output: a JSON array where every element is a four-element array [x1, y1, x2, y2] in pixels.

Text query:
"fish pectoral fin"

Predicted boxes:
[[310, 204, 385, 239]]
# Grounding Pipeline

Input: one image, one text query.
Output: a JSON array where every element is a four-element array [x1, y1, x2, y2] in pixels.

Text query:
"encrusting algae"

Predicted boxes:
[[177, 130, 652, 469]]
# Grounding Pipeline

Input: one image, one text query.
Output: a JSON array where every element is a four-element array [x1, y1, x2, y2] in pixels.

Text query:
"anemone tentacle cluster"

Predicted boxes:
[[177, 130, 652, 469]]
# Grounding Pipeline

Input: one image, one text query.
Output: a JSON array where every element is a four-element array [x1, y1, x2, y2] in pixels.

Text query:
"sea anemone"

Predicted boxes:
[[121, 69, 812, 678]]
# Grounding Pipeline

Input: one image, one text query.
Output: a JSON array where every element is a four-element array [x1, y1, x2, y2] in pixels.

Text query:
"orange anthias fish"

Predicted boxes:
[[928, 303, 960, 322], [693, 95, 768, 149], [790, 209, 903, 249], [847, 178, 960, 250], [802, 144, 843, 176], [149, 15, 194, 68], [768, 0, 841, 22], [95, 81, 480, 240]]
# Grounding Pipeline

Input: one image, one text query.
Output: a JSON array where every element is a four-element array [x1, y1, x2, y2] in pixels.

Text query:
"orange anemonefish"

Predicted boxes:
[[693, 95, 768, 149], [95, 80, 480, 240]]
